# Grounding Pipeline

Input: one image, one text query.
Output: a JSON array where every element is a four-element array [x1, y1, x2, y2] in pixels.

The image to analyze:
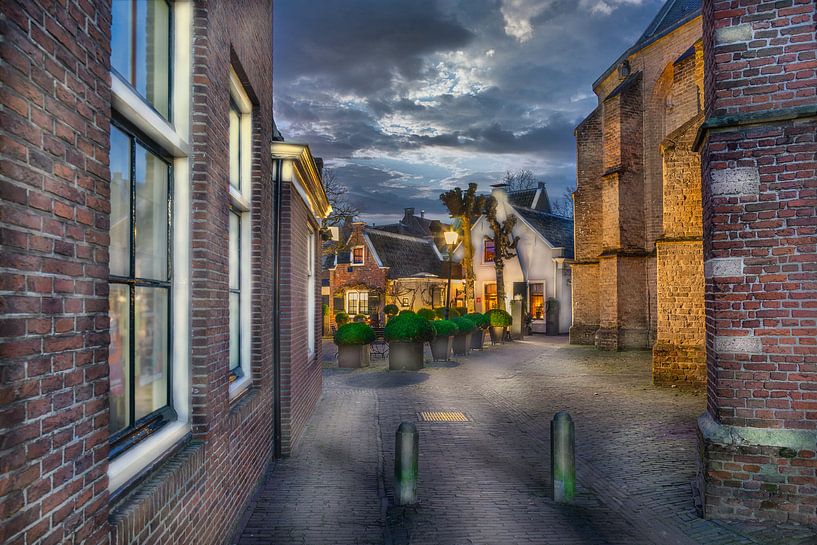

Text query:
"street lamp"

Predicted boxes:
[[443, 230, 459, 320]]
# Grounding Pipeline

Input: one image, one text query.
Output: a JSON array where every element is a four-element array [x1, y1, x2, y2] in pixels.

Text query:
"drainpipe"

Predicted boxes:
[[272, 157, 283, 458]]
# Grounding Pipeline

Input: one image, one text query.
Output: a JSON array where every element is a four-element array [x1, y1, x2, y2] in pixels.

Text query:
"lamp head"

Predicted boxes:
[[443, 230, 459, 246]]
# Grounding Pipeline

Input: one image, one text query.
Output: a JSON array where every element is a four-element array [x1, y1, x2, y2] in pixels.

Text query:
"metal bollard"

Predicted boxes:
[[551, 411, 575, 503], [394, 421, 419, 505]]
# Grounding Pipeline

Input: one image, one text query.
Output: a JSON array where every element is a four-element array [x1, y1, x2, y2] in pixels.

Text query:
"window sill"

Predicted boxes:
[[229, 374, 251, 401], [108, 420, 190, 493]]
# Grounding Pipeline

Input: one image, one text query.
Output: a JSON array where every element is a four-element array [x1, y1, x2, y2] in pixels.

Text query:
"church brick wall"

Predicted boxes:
[[697, 0, 817, 525]]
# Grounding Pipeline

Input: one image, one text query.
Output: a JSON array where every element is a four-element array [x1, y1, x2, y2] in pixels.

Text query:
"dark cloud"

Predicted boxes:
[[274, 0, 665, 223]]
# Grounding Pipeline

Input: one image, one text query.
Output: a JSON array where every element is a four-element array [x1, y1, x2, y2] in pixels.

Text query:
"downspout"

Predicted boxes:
[[272, 157, 283, 458]]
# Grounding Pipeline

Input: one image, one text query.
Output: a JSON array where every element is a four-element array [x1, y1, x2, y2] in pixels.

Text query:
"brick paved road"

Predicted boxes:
[[233, 336, 817, 545]]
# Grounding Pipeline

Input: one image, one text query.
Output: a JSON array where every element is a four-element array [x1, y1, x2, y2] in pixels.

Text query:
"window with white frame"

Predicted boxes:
[[307, 229, 316, 356], [346, 291, 369, 316], [228, 69, 253, 393], [107, 0, 192, 492], [351, 245, 365, 265]]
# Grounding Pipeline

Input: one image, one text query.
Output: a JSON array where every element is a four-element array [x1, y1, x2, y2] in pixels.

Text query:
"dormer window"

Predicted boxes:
[[352, 245, 365, 265]]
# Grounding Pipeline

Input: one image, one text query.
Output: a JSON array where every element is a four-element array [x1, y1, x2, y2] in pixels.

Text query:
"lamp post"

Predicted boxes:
[[443, 230, 459, 320]]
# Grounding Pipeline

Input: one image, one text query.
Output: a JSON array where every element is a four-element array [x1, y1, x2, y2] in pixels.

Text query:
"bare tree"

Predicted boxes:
[[484, 196, 520, 312], [501, 169, 538, 192], [322, 168, 358, 228], [550, 183, 576, 219]]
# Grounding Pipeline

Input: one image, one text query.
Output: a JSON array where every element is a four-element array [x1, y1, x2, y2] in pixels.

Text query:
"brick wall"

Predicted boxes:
[[698, 0, 817, 525], [1, 2, 113, 543], [327, 222, 387, 328], [2, 1, 328, 543]]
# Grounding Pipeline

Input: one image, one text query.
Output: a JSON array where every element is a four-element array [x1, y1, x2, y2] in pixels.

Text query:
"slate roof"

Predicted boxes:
[[513, 207, 575, 260], [507, 185, 552, 213], [594, 0, 701, 89], [365, 229, 445, 279]]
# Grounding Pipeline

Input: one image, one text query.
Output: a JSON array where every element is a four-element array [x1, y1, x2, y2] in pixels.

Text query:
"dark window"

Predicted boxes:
[[111, 0, 172, 119], [108, 123, 174, 458], [352, 246, 364, 265]]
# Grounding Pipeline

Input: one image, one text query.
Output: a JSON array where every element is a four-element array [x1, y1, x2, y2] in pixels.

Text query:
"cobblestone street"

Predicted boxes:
[[233, 336, 817, 545]]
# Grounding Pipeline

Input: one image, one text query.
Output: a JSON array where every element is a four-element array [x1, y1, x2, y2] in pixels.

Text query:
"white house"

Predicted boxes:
[[464, 183, 573, 334]]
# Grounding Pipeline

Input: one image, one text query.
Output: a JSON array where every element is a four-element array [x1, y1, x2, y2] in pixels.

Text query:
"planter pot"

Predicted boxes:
[[388, 341, 424, 371], [452, 332, 472, 356], [489, 326, 506, 345], [337, 344, 370, 368], [430, 336, 453, 362], [470, 329, 485, 350]]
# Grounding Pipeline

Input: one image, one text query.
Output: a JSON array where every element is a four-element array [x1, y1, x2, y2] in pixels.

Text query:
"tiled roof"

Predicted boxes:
[[513, 207, 575, 259], [594, 0, 701, 89], [365, 229, 444, 279], [507, 186, 552, 213]]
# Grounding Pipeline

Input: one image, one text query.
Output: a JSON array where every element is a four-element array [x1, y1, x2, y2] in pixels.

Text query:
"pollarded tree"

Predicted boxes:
[[484, 196, 519, 312], [440, 183, 490, 312]]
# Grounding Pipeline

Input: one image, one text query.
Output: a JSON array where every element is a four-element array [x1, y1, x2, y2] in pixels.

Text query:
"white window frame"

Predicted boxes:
[[107, 1, 192, 493], [351, 244, 365, 266], [228, 67, 253, 400], [307, 228, 316, 357], [346, 290, 369, 316]]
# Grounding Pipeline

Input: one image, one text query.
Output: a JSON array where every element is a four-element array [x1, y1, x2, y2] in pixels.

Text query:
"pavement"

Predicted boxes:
[[232, 335, 817, 545]]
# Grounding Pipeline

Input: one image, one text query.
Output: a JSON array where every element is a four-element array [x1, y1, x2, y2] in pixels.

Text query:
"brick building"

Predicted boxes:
[[326, 222, 462, 328], [571, 0, 708, 386], [0, 2, 330, 544], [695, 0, 817, 525]]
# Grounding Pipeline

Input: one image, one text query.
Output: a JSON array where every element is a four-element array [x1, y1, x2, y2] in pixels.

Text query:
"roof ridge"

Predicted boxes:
[[366, 228, 434, 244]]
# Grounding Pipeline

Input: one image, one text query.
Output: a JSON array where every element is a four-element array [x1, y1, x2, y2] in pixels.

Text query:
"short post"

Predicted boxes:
[[395, 421, 419, 505], [551, 411, 575, 503]]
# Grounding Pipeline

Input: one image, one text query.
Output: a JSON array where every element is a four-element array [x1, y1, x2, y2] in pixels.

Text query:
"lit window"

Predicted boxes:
[[530, 283, 545, 320], [352, 245, 365, 265], [484, 239, 495, 263], [346, 291, 369, 316], [108, 124, 174, 456], [228, 69, 253, 391], [484, 283, 498, 311], [111, 0, 172, 119]]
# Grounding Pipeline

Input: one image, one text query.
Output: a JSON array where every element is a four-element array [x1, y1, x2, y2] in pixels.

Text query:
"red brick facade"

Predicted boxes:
[[697, 0, 817, 525], [0, 2, 327, 544]]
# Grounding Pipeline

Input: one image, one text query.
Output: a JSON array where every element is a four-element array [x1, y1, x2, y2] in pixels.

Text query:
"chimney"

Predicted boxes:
[[490, 183, 508, 199], [420, 210, 425, 219], [537, 181, 545, 190], [403, 207, 415, 221], [315, 157, 324, 176]]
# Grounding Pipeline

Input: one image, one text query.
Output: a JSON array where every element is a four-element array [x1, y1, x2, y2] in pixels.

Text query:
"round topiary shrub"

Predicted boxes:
[[334, 322, 376, 346], [335, 312, 350, 326], [417, 308, 436, 321], [452, 316, 476, 334], [353, 314, 367, 323], [432, 319, 459, 337], [384, 313, 434, 343], [384, 303, 399, 316], [399, 309, 416, 316], [466, 312, 489, 329], [486, 308, 512, 327]]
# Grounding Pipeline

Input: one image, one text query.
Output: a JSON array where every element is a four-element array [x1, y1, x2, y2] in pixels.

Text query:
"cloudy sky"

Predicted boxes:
[[274, 0, 664, 224]]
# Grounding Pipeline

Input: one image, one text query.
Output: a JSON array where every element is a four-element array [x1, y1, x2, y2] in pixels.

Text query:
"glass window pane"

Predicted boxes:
[[111, 0, 133, 84], [135, 0, 170, 118], [229, 103, 241, 189], [134, 143, 168, 280], [134, 287, 168, 421], [108, 284, 130, 434], [229, 292, 240, 371], [229, 212, 240, 290], [110, 127, 131, 277]]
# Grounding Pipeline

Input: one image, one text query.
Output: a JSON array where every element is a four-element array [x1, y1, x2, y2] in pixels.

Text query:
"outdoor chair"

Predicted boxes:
[[370, 327, 389, 359]]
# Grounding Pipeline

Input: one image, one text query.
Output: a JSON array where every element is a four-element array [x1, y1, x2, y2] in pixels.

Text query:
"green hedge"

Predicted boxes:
[[486, 308, 512, 327], [417, 308, 436, 321], [335, 312, 350, 326], [384, 304, 399, 316], [466, 312, 490, 329], [333, 322, 376, 346], [384, 313, 434, 343], [432, 319, 459, 337], [399, 309, 416, 316], [452, 316, 476, 334]]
